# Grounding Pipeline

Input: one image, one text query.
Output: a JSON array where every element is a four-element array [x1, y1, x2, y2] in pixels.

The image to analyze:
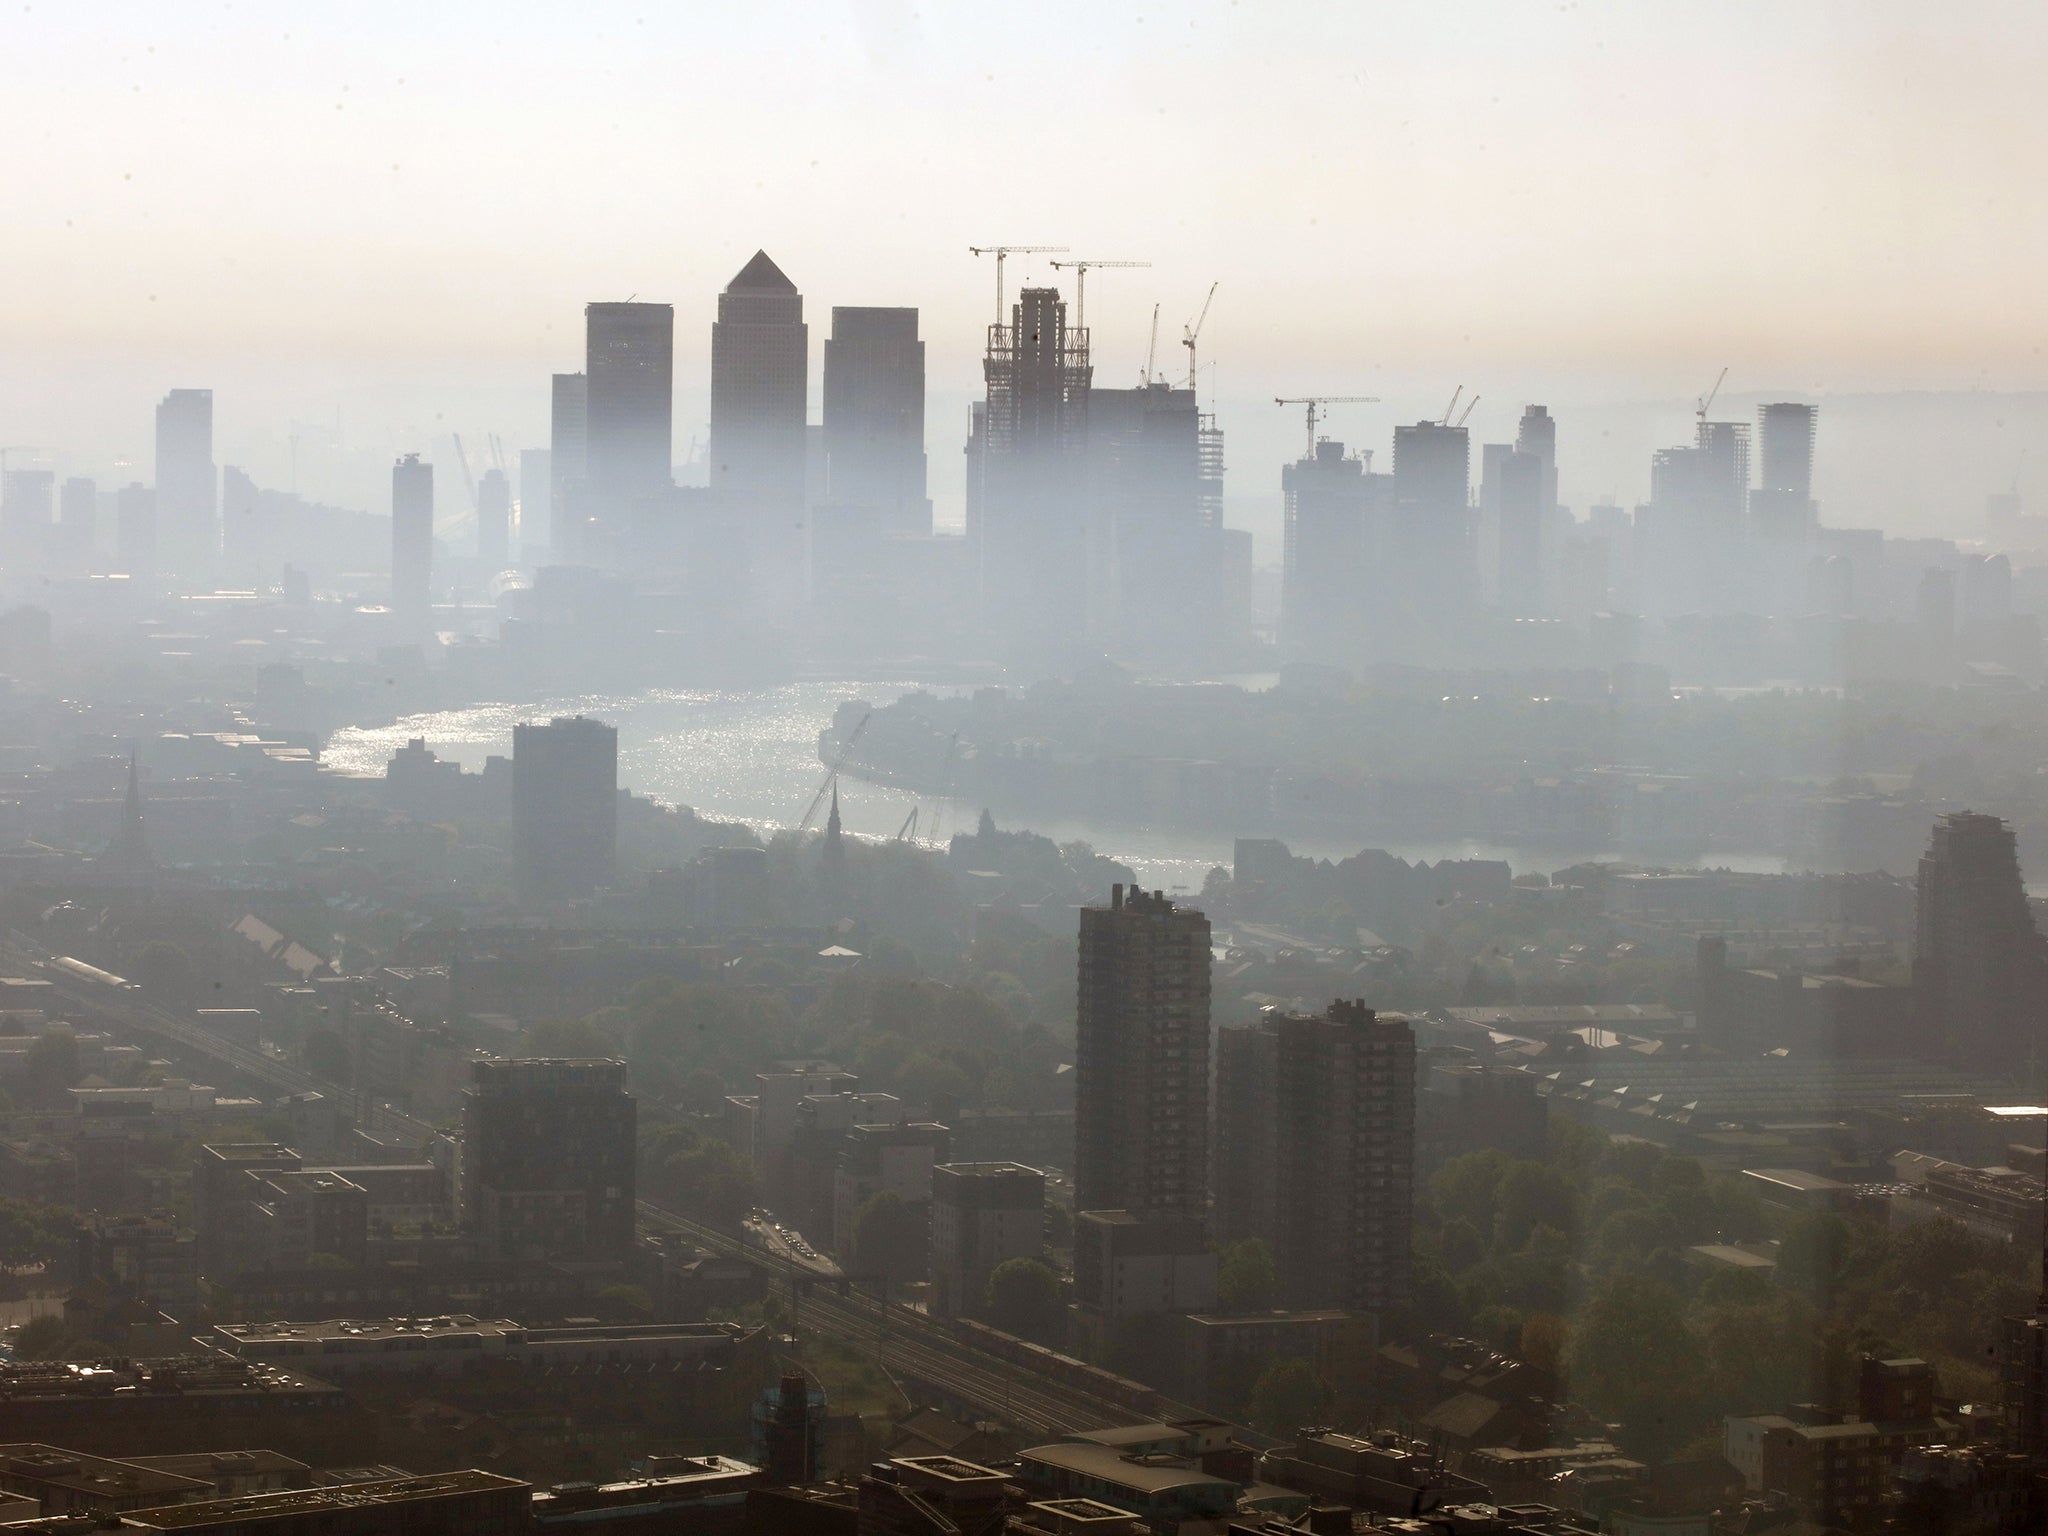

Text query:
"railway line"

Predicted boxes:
[[13, 940, 1170, 1436]]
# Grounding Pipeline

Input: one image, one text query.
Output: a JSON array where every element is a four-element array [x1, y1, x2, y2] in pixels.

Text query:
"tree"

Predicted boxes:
[[852, 1192, 926, 1284], [24, 1029, 81, 1100], [640, 1126, 757, 1229], [1247, 1358, 1334, 1434], [1216, 1239, 1278, 1313], [516, 1016, 617, 1059], [1565, 1273, 1710, 1460], [985, 1256, 1063, 1343]]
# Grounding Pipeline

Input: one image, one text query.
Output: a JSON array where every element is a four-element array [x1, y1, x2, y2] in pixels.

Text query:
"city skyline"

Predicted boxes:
[[5, 3, 2048, 543]]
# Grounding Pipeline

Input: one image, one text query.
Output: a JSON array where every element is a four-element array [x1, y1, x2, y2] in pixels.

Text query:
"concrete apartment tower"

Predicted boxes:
[[1074, 884, 1211, 1219], [1272, 1000, 1416, 1316], [461, 1058, 636, 1263], [1913, 811, 2048, 1071], [512, 715, 618, 901]]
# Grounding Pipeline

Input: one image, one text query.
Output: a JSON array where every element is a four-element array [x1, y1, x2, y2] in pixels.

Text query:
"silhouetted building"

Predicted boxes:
[[1391, 419, 1475, 629], [512, 714, 617, 900], [585, 302, 674, 547], [476, 466, 511, 568], [550, 371, 588, 557], [822, 306, 928, 538], [1641, 419, 1749, 614], [1281, 439, 1380, 662], [1211, 1020, 1278, 1249], [155, 387, 217, 578], [221, 465, 260, 584], [711, 252, 808, 603], [968, 286, 1092, 661], [390, 453, 433, 628], [930, 1161, 1044, 1320], [1752, 402, 1818, 537], [1913, 811, 2048, 1071], [1272, 1000, 1414, 1316], [461, 1057, 636, 1263], [2, 468, 54, 563], [1488, 447, 1545, 618], [1075, 885, 1209, 1221]]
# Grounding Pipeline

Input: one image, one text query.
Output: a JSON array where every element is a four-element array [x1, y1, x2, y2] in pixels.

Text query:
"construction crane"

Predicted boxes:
[[1453, 395, 1480, 429], [894, 806, 919, 843], [451, 433, 480, 514], [1438, 386, 1464, 426], [797, 711, 871, 834], [1273, 397, 1380, 458], [967, 245, 1068, 326], [1695, 366, 1729, 431], [1047, 258, 1150, 333], [1143, 304, 1161, 385], [1181, 282, 1219, 394]]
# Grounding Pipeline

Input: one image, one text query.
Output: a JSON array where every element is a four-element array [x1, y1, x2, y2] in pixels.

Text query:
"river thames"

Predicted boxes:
[[322, 681, 1791, 892]]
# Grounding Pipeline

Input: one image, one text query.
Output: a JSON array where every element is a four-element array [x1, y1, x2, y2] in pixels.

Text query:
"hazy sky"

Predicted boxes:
[[6, 0, 2046, 541]]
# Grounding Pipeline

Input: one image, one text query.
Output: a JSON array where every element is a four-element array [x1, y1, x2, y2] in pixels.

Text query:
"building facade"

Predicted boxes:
[[461, 1058, 636, 1263], [512, 715, 618, 901]]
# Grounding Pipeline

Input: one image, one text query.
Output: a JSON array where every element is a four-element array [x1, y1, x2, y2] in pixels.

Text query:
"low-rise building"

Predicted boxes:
[[119, 1468, 531, 1535]]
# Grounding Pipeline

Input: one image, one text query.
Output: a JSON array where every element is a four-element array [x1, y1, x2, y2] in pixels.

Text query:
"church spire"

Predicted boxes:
[[823, 782, 845, 869], [102, 748, 155, 875]]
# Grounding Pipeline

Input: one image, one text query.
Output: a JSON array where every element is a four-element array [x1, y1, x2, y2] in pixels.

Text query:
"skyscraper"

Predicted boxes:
[[155, 388, 217, 578], [460, 1058, 636, 1263], [1, 469, 54, 559], [968, 286, 1092, 658], [1913, 811, 2048, 1070], [1492, 448, 1545, 618], [1212, 1019, 1279, 1249], [220, 465, 259, 584], [549, 372, 588, 558], [1752, 401, 1818, 537], [583, 302, 674, 546], [1074, 884, 1210, 1220], [390, 453, 433, 629], [1514, 404, 1559, 512], [512, 715, 618, 900], [1391, 419, 1475, 626], [821, 306, 927, 537], [475, 466, 511, 567], [1273, 1000, 1416, 1315], [711, 253, 809, 609]]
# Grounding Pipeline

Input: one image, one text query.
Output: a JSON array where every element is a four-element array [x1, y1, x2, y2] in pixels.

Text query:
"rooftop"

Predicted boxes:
[[121, 1470, 528, 1530]]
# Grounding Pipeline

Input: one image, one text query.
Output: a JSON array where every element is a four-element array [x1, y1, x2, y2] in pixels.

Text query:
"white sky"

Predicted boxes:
[[4, 0, 2046, 545]]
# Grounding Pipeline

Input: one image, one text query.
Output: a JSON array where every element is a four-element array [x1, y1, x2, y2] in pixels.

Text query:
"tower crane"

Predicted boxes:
[[1047, 258, 1150, 333], [1695, 366, 1729, 432], [967, 245, 1068, 326], [1273, 397, 1380, 458], [1181, 282, 1219, 395], [797, 711, 872, 834], [1439, 386, 1464, 426], [1454, 395, 1480, 429], [1143, 304, 1161, 385]]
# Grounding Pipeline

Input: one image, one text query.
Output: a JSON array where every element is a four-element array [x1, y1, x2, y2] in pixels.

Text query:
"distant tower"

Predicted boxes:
[[1913, 811, 2048, 1071], [390, 454, 433, 629], [583, 302, 674, 548], [512, 715, 618, 901], [549, 372, 588, 558], [155, 388, 218, 580], [1515, 404, 1559, 512], [970, 286, 1093, 656], [220, 465, 260, 585], [1074, 885, 1210, 1220], [821, 306, 928, 537], [1752, 402, 1818, 536], [1392, 419, 1476, 620], [99, 750, 155, 877], [475, 467, 511, 568], [711, 252, 810, 607]]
